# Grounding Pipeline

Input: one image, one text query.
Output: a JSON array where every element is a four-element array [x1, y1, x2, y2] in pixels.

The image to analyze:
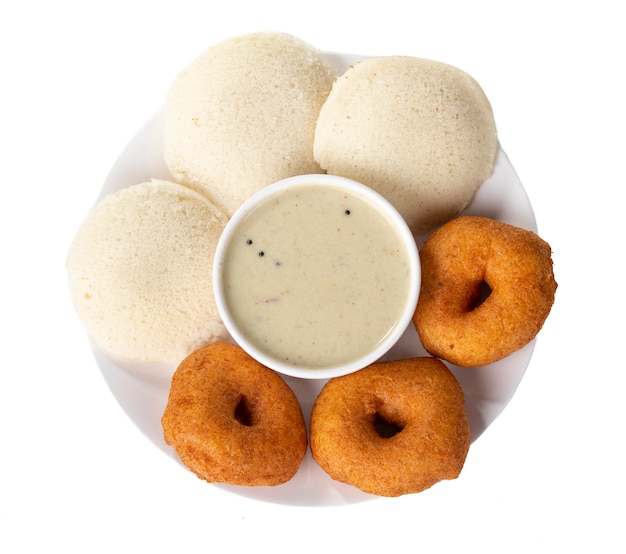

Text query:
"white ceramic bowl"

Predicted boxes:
[[213, 174, 420, 379]]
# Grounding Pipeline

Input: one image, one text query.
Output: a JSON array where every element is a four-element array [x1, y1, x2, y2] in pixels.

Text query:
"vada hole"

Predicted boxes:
[[374, 413, 404, 438], [471, 280, 492, 310], [234, 396, 254, 427]]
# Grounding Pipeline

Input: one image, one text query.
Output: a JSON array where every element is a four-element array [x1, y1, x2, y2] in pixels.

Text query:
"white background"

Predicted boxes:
[[2, 1, 624, 552]]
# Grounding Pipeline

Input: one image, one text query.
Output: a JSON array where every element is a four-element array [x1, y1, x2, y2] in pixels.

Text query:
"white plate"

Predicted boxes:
[[92, 52, 537, 506]]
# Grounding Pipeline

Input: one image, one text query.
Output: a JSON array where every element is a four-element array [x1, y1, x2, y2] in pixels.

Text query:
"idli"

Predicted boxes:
[[164, 32, 336, 216], [314, 56, 498, 234], [66, 179, 229, 364]]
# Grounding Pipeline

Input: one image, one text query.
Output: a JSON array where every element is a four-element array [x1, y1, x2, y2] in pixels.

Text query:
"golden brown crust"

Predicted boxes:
[[309, 357, 470, 497], [413, 216, 557, 367], [161, 342, 307, 486]]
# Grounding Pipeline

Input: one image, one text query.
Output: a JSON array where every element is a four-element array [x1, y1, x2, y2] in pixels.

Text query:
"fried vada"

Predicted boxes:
[[309, 357, 470, 497], [162, 342, 307, 487], [414, 216, 557, 367]]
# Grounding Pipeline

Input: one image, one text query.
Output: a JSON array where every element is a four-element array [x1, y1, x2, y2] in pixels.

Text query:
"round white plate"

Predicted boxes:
[[91, 52, 537, 506]]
